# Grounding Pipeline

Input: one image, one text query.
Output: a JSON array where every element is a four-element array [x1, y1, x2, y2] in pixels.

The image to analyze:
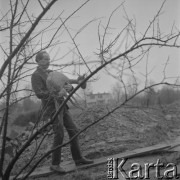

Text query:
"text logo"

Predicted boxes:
[[107, 158, 179, 179]]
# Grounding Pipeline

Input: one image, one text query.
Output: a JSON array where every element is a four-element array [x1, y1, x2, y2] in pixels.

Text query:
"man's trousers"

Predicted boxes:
[[41, 100, 82, 165]]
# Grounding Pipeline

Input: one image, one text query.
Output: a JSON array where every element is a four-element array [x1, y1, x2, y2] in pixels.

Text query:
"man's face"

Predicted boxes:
[[37, 53, 50, 69]]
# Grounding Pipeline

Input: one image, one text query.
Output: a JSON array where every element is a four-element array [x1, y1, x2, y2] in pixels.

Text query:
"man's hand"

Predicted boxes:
[[64, 83, 73, 93], [77, 75, 86, 89], [58, 88, 67, 97]]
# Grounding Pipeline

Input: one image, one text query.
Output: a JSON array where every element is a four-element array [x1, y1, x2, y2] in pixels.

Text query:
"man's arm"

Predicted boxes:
[[68, 75, 86, 85], [68, 79, 78, 84], [67, 75, 86, 90]]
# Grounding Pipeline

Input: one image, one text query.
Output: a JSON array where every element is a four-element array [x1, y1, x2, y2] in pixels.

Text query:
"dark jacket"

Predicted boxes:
[[31, 66, 54, 107]]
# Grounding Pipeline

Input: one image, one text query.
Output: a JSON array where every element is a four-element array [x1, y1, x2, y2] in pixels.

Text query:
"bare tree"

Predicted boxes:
[[0, 0, 91, 179], [0, 1, 180, 180]]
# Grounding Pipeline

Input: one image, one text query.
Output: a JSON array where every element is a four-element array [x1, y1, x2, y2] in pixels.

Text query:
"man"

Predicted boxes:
[[31, 51, 93, 173]]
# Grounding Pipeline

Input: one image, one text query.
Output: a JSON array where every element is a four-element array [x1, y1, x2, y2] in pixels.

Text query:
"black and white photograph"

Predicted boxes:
[[0, 0, 180, 179]]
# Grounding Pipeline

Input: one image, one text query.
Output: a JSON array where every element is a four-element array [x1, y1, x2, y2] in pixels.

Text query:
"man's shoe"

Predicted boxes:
[[50, 165, 66, 173], [75, 157, 94, 166]]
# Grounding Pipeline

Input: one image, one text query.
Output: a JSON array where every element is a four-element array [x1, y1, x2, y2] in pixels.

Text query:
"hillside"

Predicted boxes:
[[5, 101, 180, 177]]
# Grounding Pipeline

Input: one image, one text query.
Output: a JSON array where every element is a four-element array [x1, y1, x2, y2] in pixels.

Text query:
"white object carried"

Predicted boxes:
[[46, 71, 83, 109], [46, 71, 69, 94]]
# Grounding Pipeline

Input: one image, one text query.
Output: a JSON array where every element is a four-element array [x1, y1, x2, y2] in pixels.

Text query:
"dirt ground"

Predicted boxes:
[[6, 101, 180, 179]]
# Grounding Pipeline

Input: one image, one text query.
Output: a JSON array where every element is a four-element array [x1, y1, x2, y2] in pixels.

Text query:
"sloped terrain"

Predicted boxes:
[[75, 103, 179, 158], [7, 101, 180, 177]]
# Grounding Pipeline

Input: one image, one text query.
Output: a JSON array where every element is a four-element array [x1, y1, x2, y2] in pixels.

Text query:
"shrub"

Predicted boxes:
[[13, 110, 39, 127]]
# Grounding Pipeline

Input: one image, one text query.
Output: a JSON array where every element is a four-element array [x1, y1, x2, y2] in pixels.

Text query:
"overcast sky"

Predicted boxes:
[[1, 0, 180, 94]]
